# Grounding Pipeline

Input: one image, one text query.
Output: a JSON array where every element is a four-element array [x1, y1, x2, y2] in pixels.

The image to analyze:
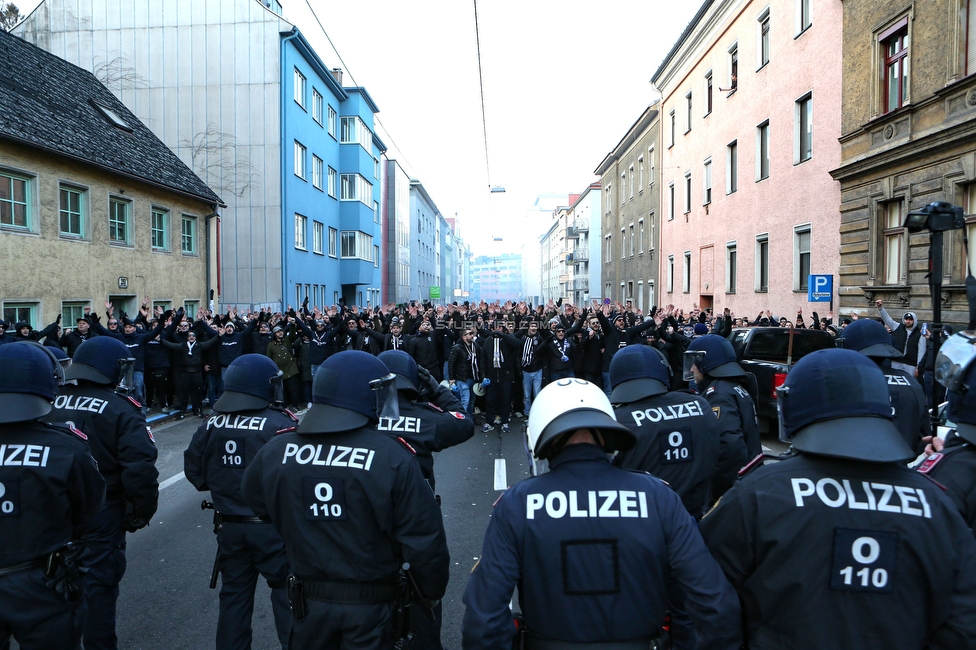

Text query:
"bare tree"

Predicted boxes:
[[181, 124, 260, 199], [93, 53, 148, 91], [0, 2, 21, 31]]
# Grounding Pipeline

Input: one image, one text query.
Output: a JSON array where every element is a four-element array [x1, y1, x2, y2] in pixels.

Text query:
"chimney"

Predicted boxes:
[[331, 68, 343, 85]]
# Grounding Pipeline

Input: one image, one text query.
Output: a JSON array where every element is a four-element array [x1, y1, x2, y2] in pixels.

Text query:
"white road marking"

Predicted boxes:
[[159, 471, 185, 491], [493, 458, 507, 491]]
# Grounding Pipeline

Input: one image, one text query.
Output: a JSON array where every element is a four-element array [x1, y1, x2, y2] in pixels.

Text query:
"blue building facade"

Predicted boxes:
[[409, 180, 441, 303]]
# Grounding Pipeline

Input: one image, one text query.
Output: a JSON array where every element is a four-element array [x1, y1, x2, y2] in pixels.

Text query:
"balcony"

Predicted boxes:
[[564, 252, 574, 264], [565, 225, 579, 239], [558, 274, 571, 284], [573, 278, 589, 291], [573, 248, 588, 262], [574, 217, 589, 232]]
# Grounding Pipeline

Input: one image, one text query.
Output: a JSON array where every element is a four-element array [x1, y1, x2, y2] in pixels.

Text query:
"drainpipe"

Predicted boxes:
[[280, 28, 301, 312]]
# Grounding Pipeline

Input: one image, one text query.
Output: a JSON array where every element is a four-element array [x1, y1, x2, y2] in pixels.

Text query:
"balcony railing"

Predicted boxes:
[[573, 278, 589, 290], [574, 217, 589, 232]]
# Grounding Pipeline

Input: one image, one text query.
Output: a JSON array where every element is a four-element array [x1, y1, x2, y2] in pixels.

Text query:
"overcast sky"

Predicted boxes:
[[16, 0, 701, 256]]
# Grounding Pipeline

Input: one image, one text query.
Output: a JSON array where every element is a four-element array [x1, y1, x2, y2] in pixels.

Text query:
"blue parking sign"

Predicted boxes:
[[808, 275, 832, 302]]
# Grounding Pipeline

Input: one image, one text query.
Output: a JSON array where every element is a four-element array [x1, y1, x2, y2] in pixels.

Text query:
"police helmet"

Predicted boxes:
[[298, 351, 397, 434], [0, 342, 62, 423], [609, 345, 670, 403], [526, 378, 634, 461], [684, 334, 744, 381], [777, 348, 912, 462], [836, 319, 902, 359], [936, 330, 976, 444], [65, 336, 133, 385], [213, 354, 284, 413], [377, 350, 420, 394]]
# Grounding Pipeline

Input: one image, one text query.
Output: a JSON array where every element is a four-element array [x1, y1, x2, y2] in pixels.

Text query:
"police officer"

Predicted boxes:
[[461, 378, 742, 650], [699, 349, 976, 648], [48, 336, 159, 650], [241, 351, 450, 649], [838, 318, 930, 453], [0, 343, 105, 649], [684, 335, 755, 499], [609, 345, 719, 519], [916, 330, 976, 531], [184, 354, 297, 650]]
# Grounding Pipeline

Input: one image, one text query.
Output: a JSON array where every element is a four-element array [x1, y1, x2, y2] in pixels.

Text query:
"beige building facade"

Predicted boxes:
[[830, 0, 976, 328]]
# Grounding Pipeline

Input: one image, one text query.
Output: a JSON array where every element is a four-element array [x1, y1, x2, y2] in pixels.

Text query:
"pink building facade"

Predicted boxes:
[[652, 0, 842, 320]]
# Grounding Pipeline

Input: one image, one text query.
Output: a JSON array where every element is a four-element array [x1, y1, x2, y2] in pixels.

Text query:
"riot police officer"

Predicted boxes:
[[684, 335, 755, 499], [699, 349, 976, 648], [0, 343, 105, 649], [916, 330, 976, 530], [838, 318, 930, 454], [241, 351, 449, 649], [48, 336, 159, 650], [184, 354, 297, 649], [609, 345, 719, 518], [461, 378, 742, 650]]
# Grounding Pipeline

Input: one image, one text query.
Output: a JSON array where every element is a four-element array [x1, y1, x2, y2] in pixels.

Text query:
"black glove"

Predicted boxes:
[[56, 313, 62, 325], [122, 495, 151, 533], [416, 365, 441, 397], [43, 542, 87, 602]]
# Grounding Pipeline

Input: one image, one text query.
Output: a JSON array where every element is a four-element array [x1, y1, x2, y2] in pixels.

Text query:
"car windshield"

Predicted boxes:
[[747, 331, 833, 360]]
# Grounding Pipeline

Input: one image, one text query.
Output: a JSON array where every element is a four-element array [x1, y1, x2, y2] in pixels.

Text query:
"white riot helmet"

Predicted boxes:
[[526, 378, 635, 462]]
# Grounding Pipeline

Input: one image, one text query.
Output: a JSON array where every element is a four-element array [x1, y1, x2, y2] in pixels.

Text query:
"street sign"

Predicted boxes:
[[118, 277, 128, 289], [808, 275, 832, 302], [429, 286, 441, 299]]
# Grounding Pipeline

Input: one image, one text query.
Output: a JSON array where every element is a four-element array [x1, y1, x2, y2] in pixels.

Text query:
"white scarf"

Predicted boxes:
[[493, 338, 504, 368]]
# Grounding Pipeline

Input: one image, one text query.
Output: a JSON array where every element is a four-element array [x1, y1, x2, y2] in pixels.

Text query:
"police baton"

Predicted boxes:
[[200, 500, 222, 588], [402, 563, 436, 623]]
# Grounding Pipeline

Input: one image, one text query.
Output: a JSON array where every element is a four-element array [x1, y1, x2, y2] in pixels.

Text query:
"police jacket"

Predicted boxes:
[[0, 421, 105, 567], [917, 432, 976, 532], [699, 453, 976, 649], [479, 333, 520, 382], [700, 376, 757, 471], [382, 386, 474, 483], [49, 383, 159, 520], [184, 406, 298, 516], [241, 425, 450, 600], [614, 391, 720, 518], [884, 366, 930, 454], [461, 443, 742, 649]]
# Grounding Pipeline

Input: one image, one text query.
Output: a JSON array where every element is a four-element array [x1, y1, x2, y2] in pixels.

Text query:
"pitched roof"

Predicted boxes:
[[0, 30, 222, 207]]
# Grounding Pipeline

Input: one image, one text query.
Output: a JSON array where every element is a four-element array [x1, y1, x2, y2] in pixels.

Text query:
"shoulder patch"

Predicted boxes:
[[916, 452, 945, 475], [284, 410, 300, 423], [68, 424, 88, 441], [396, 436, 417, 455], [145, 425, 155, 444], [125, 395, 143, 409], [733, 385, 749, 399], [449, 411, 467, 420], [705, 386, 716, 396], [737, 453, 765, 478], [492, 491, 506, 507], [711, 406, 721, 419], [275, 426, 298, 436], [425, 402, 444, 413]]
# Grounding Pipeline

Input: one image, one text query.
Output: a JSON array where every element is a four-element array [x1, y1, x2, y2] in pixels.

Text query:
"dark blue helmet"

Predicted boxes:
[[609, 345, 670, 403], [777, 348, 911, 462], [377, 350, 420, 394], [0, 342, 61, 423], [213, 354, 283, 413], [298, 351, 396, 434], [837, 319, 901, 359], [65, 336, 133, 385], [936, 331, 976, 443], [685, 334, 743, 379]]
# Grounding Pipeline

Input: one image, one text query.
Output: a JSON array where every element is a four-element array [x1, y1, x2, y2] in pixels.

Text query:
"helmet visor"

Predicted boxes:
[[683, 350, 706, 382], [370, 373, 400, 421], [935, 331, 976, 393], [271, 370, 285, 405], [115, 357, 137, 393], [776, 384, 791, 443]]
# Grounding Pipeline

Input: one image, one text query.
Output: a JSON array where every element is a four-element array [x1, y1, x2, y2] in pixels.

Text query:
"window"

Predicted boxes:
[[967, 186, 976, 277], [340, 174, 373, 206], [638, 218, 644, 253], [606, 184, 613, 213], [756, 121, 770, 180], [881, 20, 909, 113], [703, 159, 712, 205], [340, 116, 373, 151], [294, 67, 306, 108], [62, 302, 88, 330], [759, 9, 770, 68], [795, 226, 811, 291], [374, 200, 380, 224], [705, 71, 713, 115], [726, 242, 737, 293], [109, 197, 131, 245], [340, 230, 374, 260], [0, 171, 30, 229], [729, 43, 739, 92], [295, 213, 307, 250], [328, 105, 337, 138], [312, 155, 323, 190], [686, 92, 693, 132], [638, 157, 644, 189], [669, 110, 676, 147], [328, 227, 338, 257], [621, 227, 626, 258], [649, 214, 656, 252], [151, 207, 169, 251], [795, 93, 813, 163], [605, 234, 612, 263], [328, 167, 337, 198], [727, 141, 738, 194], [684, 171, 692, 213], [3, 303, 36, 328], [629, 223, 635, 256], [59, 184, 85, 237], [683, 252, 691, 293], [648, 147, 655, 187], [374, 245, 380, 268], [181, 215, 197, 254], [183, 300, 199, 319], [294, 141, 306, 179], [968, 1, 976, 74], [797, 0, 812, 35], [312, 89, 323, 124], [313, 221, 324, 254], [883, 201, 905, 284], [668, 182, 675, 221], [629, 165, 635, 198], [667, 255, 674, 293], [649, 280, 656, 309], [374, 157, 381, 180], [756, 234, 769, 292], [620, 173, 626, 206]]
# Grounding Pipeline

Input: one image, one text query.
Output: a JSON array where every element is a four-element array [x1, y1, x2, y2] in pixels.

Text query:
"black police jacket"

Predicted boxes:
[[461, 444, 742, 649], [241, 426, 450, 600], [614, 391, 720, 518], [884, 367, 930, 454], [700, 453, 976, 649], [700, 378, 755, 490], [0, 421, 105, 567], [49, 383, 159, 520], [184, 406, 298, 516], [917, 432, 976, 532]]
